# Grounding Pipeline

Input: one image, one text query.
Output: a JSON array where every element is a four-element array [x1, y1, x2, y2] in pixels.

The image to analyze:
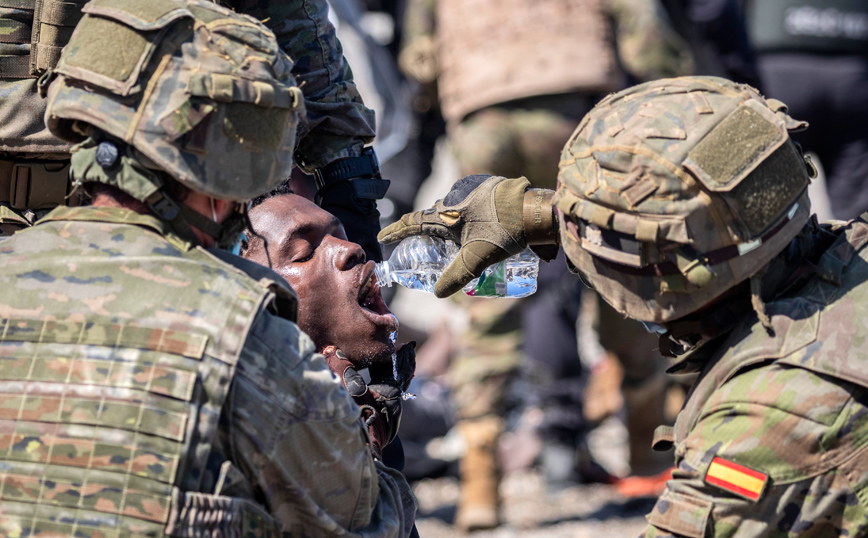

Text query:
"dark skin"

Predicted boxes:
[[243, 194, 398, 366]]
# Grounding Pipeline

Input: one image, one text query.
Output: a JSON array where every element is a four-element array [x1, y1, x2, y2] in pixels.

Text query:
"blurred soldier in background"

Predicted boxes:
[[382, 75, 868, 536], [745, 0, 868, 221], [661, 0, 763, 88], [0, 2, 416, 536], [398, 0, 692, 530], [0, 0, 388, 261]]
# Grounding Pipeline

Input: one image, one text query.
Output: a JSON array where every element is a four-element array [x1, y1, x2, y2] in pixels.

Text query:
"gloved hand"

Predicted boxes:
[[378, 175, 559, 297], [319, 181, 384, 262], [323, 343, 416, 460]]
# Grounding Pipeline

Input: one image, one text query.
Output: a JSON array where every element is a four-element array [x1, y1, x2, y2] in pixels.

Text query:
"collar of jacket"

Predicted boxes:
[[39, 205, 196, 251]]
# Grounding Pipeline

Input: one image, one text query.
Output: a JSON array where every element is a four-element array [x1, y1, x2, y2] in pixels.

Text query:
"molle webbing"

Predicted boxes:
[[0, 316, 237, 537], [0, 0, 85, 79]]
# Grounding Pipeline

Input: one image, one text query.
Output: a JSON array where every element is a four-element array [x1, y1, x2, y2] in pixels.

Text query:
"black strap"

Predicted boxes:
[[313, 147, 390, 200]]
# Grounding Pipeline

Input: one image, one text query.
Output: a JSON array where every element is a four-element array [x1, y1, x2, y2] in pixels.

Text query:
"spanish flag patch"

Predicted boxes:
[[704, 457, 768, 502]]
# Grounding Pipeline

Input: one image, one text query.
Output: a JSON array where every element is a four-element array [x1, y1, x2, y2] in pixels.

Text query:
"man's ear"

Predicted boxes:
[[213, 198, 236, 221]]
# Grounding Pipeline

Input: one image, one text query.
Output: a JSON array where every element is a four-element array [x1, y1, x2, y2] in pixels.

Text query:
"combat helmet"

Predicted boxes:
[[555, 76, 814, 323], [43, 0, 304, 204]]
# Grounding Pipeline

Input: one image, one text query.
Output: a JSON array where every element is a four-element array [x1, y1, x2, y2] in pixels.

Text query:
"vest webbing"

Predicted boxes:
[[0, 0, 87, 79], [0, 212, 283, 537]]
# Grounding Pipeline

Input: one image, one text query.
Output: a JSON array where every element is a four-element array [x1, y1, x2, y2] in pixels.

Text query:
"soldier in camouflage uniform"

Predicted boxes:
[[0, 0, 387, 261], [398, 0, 691, 525], [0, 2, 416, 536], [381, 75, 868, 536]]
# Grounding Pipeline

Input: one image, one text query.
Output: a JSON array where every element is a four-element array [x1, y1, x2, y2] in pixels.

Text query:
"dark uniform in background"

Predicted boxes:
[[746, 0, 868, 220]]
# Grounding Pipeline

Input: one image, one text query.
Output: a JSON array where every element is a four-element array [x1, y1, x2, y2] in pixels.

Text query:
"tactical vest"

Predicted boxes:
[[0, 207, 296, 538], [0, 0, 86, 154], [747, 0, 868, 55], [435, 0, 619, 125]]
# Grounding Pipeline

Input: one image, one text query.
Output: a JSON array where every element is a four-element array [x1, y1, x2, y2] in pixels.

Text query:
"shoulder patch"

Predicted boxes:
[[704, 457, 768, 502]]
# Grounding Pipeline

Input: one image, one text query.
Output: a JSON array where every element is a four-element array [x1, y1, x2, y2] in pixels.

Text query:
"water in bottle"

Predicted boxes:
[[374, 235, 538, 298]]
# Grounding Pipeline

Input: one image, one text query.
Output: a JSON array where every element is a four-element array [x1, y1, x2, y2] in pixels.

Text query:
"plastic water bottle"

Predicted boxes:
[[374, 235, 539, 298]]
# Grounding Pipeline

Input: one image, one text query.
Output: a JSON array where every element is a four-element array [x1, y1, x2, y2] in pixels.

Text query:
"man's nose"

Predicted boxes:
[[334, 238, 366, 270]]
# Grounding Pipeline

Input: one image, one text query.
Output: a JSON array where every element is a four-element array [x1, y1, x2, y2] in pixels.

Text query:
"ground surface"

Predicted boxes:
[[412, 470, 653, 538]]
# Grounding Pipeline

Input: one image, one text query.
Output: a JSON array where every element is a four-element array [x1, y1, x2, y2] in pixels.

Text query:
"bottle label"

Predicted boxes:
[[466, 261, 507, 297]]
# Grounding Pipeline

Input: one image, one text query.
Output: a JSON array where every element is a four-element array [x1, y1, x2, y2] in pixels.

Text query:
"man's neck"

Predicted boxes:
[[90, 188, 225, 247]]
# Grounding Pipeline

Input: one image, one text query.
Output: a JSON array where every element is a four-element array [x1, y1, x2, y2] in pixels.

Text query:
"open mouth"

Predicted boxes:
[[357, 263, 396, 325]]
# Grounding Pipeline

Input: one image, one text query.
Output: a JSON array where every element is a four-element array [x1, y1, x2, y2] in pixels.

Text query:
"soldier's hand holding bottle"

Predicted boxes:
[[378, 175, 560, 297]]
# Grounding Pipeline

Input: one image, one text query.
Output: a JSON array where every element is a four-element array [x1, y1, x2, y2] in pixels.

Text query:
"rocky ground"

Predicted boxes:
[[412, 470, 654, 538]]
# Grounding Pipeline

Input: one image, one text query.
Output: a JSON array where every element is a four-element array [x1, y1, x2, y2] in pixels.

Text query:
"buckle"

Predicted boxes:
[[8, 160, 72, 210]]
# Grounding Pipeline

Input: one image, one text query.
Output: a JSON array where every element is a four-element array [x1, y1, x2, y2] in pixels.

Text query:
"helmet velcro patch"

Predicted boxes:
[[683, 101, 786, 192]]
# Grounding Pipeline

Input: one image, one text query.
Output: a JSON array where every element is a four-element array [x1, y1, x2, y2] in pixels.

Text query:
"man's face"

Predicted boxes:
[[245, 194, 397, 365]]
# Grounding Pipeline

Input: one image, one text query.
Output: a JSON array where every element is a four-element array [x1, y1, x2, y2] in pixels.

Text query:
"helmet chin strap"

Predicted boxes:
[[210, 197, 218, 223]]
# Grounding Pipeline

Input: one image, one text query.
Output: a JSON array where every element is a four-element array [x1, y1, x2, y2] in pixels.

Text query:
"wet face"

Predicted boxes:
[[244, 194, 397, 366]]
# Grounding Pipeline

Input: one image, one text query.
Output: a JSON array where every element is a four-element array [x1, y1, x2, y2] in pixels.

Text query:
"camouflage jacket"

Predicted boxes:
[[0, 206, 415, 538], [643, 216, 868, 537], [1, 0, 374, 170]]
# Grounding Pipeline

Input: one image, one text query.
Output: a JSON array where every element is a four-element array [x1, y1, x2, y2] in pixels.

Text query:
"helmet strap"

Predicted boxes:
[[146, 190, 224, 246], [749, 268, 774, 336]]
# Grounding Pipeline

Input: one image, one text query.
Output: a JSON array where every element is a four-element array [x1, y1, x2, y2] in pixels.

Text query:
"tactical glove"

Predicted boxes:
[[378, 175, 559, 297], [322, 343, 416, 460]]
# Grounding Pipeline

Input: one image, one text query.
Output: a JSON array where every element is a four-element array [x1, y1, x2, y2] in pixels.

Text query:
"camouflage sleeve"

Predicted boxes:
[[641, 363, 868, 537], [227, 310, 416, 537], [227, 0, 377, 172], [603, 0, 694, 81]]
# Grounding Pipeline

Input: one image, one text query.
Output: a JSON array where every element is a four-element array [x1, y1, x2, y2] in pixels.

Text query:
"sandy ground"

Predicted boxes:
[[412, 470, 654, 538]]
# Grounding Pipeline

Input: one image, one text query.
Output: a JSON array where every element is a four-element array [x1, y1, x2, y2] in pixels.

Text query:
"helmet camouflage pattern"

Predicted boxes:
[[555, 76, 813, 323], [44, 0, 304, 202]]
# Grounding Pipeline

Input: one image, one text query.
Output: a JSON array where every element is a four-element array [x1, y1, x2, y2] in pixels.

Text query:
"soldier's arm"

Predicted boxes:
[[604, 0, 694, 81], [642, 364, 868, 537], [225, 0, 375, 171], [226, 311, 416, 537]]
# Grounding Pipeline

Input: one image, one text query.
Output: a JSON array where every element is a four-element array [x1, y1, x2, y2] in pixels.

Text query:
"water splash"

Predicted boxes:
[[390, 330, 416, 400]]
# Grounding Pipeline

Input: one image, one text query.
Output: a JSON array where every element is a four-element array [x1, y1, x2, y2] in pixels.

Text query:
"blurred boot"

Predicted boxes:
[[455, 416, 502, 532], [622, 373, 672, 477]]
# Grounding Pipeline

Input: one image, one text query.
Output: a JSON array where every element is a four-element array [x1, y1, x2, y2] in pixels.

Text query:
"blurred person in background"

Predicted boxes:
[[745, 0, 868, 221], [382, 75, 868, 537], [398, 0, 692, 530]]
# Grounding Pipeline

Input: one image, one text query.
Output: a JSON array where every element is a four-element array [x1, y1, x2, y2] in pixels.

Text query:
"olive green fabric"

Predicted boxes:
[[60, 15, 148, 82], [642, 217, 868, 537], [555, 76, 813, 322], [45, 0, 304, 201], [0, 205, 283, 537]]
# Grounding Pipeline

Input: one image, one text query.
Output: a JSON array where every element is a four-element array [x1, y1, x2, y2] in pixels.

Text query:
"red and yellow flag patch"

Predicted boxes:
[[704, 457, 768, 502]]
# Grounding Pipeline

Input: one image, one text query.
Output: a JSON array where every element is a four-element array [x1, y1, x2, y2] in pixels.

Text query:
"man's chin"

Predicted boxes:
[[322, 339, 395, 369]]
